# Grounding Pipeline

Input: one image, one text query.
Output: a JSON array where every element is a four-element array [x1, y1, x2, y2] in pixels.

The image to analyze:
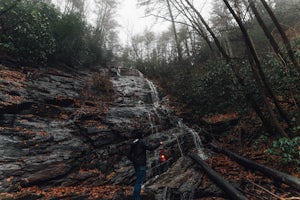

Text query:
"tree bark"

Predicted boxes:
[[190, 152, 249, 200], [224, 33, 234, 57], [248, 0, 288, 67], [260, 0, 300, 73], [248, 0, 292, 125], [184, 0, 230, 62], [178, 0, 274, 132], [172, 0, 215, 52], [166, 0, 183, 63], [209, 143, 300, 191], [222, 0, 289, 138], [174, 0, 281, 134]]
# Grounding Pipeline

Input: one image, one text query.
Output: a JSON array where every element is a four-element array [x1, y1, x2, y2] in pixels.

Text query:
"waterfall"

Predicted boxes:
[[109, 67, 212, 199], [177, 119, 207, 160], [111, 67, 208, 160], [116, 67, 121, 76], [146, 79, 159, 107], [147, 111, 159, 134]]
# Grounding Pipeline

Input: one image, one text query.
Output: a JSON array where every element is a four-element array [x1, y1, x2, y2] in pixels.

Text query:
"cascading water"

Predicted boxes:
[[177, 119, 207, 160], [146, 79, 160, 107], [109, 67, 209, 200], [147, 111, 159, 134], [144, 69, 208, 161]]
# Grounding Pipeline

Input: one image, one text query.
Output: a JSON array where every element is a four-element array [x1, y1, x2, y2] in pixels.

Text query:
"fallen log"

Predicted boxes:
[[189, 152, 249, 200], [209, 143, 300, 191]]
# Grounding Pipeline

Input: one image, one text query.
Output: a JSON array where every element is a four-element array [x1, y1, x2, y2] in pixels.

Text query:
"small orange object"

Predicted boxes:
[[159, 149, 167, 162]]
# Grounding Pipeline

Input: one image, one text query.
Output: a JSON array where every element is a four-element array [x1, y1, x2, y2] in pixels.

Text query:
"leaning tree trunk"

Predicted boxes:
[[181, 0, 275, 132], [222, 0, 289, 138], [248, 0, 293, 126], [172, 0, 215, 52], [190, 152, 249, 200], [176, 1, 211, 51], [184, 0, 230, 62], [260, 0, 300, 73], [209, 144, 300, 191], [248, 0, 288, 68]]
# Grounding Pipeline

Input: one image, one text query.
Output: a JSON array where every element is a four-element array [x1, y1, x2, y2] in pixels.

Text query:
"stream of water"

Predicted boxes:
[[177, 119, 207, 160], [111, 67, 209, 200]]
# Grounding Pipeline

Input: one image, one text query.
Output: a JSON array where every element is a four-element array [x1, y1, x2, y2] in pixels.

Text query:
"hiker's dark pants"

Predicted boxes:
[[134, 165, 146, 200]]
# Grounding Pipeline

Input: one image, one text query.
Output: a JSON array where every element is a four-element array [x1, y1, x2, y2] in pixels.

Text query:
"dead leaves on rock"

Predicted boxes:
[[11, 185, 134, 200], [0, 69, 26, 83]]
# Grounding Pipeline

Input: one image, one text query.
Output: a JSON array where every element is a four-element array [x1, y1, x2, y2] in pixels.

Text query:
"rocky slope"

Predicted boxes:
[[0, 64, 205, 199]]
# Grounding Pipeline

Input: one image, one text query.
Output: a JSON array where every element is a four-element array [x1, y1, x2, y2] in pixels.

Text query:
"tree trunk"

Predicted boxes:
[[173, 0, 215, 52], [184, 0, 230, 62], [176, 0, 281, 134], [184, 35, 190, 58], [247, 47, 289, 137], [224, 33, 234, 57], [222, 0, 289, 138], [248, 0, 288, 67], [190, 152, 249, 200], [248, 0, 293, 125], [166, 0, 183, 63], [260, 0, 300, 73], [209, 144, 300, 191], [180, 0, 274, 132], [192, 23, 214, 52]]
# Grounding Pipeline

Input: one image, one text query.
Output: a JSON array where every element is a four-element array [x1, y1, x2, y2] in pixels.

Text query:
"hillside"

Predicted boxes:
[[0, 64, 299, 200]]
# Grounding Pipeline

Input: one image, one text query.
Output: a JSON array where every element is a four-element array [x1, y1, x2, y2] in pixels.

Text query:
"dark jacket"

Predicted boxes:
[[130, 139, 160, 170]]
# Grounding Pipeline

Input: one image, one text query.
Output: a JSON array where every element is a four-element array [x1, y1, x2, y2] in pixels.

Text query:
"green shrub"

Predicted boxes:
[[0, 0, 110, 67], [52, 12, 87, 65], [137, 59, 250, 116], [266, 137, 300, 171], [0, 0, 57, 65], [252, 134, 270, 148]]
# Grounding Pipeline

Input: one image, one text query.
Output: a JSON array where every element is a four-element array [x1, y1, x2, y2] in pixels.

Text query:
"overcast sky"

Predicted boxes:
[[116, 0, 169, 44], [52, 0, 212, 44], [116, 0, 212, 44]]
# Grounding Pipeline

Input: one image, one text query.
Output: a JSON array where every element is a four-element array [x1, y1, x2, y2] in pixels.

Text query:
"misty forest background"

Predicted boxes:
[[0, 0, 299, 172]]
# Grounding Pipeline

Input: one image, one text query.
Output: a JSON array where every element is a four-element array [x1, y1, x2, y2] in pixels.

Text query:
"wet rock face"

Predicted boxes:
[[0, 67, 93, 192], [0, 65, 203, 198], [106, 67, 172, 137]]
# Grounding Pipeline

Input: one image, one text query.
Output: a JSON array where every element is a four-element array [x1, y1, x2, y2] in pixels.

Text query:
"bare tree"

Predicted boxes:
[[138, 0, 183, 63], [166, 0, 183, 63], [144, 30, 155, 61], [248, 0, 291, 126], [64, 0, 86, 15], [223, 0, 289, 137], [94, 0, 118, 48], [248, 0, 287, 66], [260, 0, 300, 73], [171, 0, 275, 133], [171, 0, 215, 52], [183, 0, 230, 61]]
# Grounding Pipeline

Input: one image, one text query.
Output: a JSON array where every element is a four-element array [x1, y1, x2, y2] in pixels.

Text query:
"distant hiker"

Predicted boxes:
[[129, 133, 162, 200]]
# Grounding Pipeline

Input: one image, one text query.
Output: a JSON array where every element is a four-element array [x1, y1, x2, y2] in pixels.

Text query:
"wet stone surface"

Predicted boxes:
[[0, 66, 209, 199]]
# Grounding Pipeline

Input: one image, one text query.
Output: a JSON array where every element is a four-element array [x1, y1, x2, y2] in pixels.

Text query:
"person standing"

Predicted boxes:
[[129, 134, 162, 200]]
